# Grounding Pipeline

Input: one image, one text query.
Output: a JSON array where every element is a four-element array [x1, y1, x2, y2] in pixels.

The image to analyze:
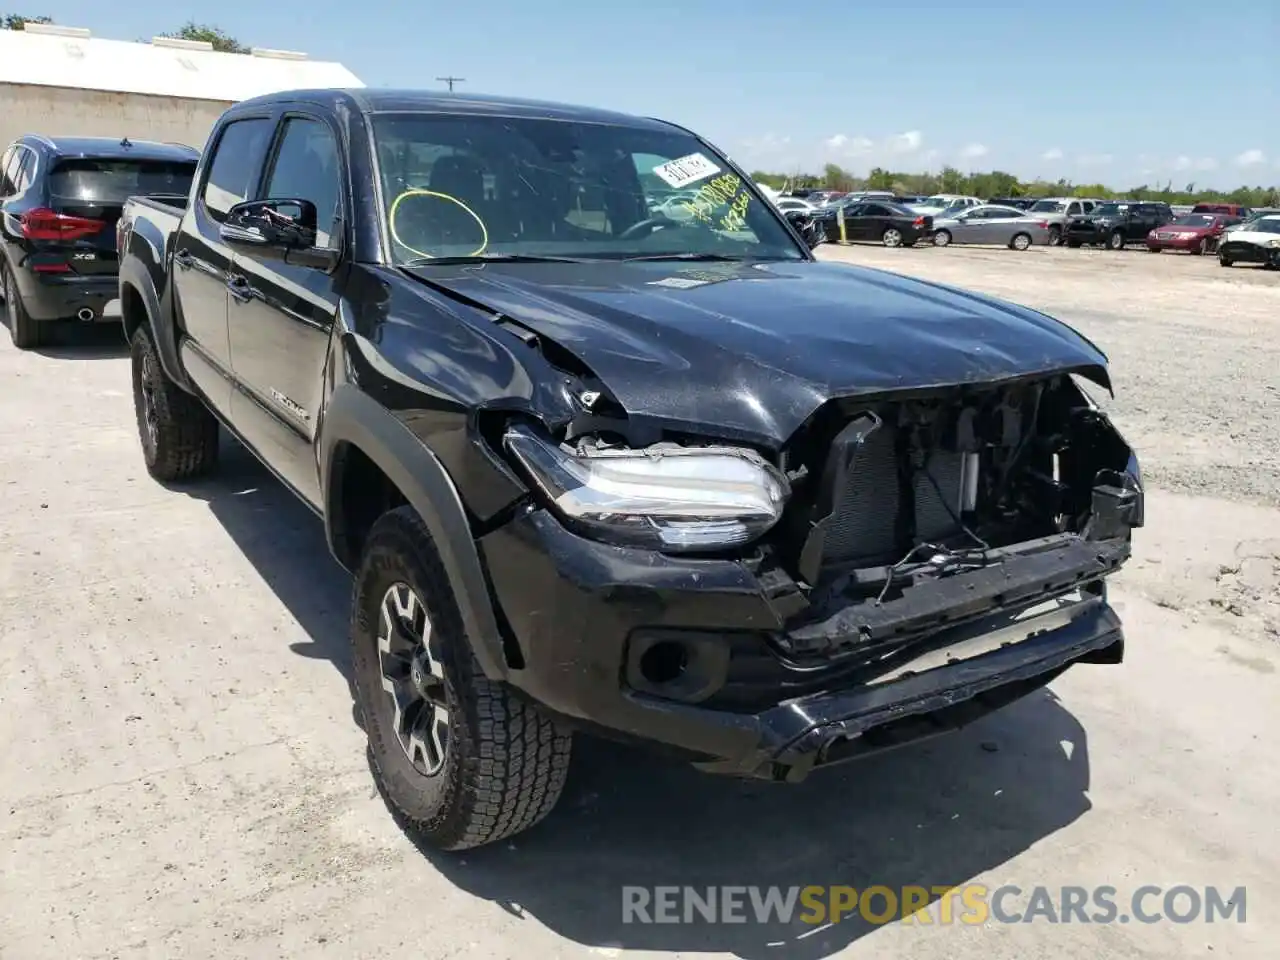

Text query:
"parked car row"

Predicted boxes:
[[778, 189, 1280, 266]]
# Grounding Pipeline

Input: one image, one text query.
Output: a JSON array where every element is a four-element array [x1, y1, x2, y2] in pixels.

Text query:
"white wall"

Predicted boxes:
[[0, 83, 231, 152]]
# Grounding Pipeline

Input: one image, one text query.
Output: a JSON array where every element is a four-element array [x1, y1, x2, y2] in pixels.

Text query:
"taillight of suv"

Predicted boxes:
[[20, 208, 105, 242]]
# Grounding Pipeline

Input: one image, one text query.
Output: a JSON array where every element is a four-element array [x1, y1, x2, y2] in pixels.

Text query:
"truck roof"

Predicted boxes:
[[234, 87, 681, 133], [21, 135, 199, 162]]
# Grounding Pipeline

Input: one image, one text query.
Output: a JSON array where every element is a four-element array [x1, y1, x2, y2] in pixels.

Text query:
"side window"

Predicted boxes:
[[1081, 201, 1095, 212], [263, 117, 343, 248], [0, 147, 18, 198], [1067, 201, 1082, 215], [202, 117, 273, 222], [863, 204, 891, 217]]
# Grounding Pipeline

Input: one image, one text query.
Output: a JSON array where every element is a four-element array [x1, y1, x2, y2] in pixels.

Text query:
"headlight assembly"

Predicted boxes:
[[503, 423, 790, 552]]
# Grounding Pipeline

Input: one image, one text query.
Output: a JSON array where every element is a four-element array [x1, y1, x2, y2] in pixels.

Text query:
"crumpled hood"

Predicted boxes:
[[404, 258, 1109, 446]]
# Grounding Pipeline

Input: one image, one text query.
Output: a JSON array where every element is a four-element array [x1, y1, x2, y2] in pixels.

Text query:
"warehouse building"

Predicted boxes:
[[0, 22, 363, 150]]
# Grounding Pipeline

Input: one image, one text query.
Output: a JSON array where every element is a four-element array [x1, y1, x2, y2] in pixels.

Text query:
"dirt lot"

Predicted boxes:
[[1, 247, 1277, 959]]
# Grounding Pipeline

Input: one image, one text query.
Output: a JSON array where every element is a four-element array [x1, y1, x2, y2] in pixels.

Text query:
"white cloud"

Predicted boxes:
[[1076, 153, 1112, 167], [1173, 155, 1218, 172], [735, 133, 798, 170], [959, 143, 988, 160], [1235, 148, 1265, 167], [822, 131, 923, 167], [886, 130, 923, 154], [1041, 147, 1063, 161]]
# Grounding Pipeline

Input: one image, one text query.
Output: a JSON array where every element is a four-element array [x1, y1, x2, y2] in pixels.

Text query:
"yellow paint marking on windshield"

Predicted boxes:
[[679, 173, 752, 231], [388, 189, 489, 259]]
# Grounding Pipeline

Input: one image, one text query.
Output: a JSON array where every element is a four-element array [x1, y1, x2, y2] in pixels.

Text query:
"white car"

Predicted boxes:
[[910, 194, 984, 215], [1217, 215, 1280, 268], [774, 197, 816, 215]]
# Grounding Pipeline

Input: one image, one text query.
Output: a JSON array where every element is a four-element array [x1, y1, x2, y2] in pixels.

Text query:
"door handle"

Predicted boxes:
[[174, 249, 194, 270], [226, 274, 253, 303]]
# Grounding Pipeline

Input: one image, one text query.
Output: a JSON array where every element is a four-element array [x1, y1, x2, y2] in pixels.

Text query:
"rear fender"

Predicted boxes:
[[318, 384, 509, 681], [118, 256, 190, 390]]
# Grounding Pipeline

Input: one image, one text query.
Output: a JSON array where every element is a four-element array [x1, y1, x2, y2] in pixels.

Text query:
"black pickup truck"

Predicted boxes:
[[117, 88, 1143, 851]]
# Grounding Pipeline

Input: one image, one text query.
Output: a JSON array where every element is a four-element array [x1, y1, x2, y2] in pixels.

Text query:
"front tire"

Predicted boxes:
[[1047, 226, 1062, 246], [1219, 253, 1233, 267], [933, 229, 952, 247], [130, 325, 219, 481], [351, 506, 572, 850], [3, 261, 41, 349], [1190, 239, 1205, 255]]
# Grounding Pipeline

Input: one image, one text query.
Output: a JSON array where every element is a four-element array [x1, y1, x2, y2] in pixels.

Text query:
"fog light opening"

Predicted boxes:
[[638, 640, 688, 686]]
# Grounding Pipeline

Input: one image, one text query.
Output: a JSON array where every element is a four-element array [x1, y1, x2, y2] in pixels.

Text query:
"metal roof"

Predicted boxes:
[[20, 135, 200, 162], [236, 87, 679, 131], [0, 23, 363, 102]]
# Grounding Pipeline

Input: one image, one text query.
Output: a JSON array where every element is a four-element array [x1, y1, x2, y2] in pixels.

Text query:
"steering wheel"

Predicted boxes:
[[616, 216, 691, 242]]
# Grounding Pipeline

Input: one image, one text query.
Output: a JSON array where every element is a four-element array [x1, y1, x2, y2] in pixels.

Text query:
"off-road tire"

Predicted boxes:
[[3, 261, 41, 349], [1009, 232, 1032, 251], [351, 506, 572, 851], [130, 325, 219, 481]]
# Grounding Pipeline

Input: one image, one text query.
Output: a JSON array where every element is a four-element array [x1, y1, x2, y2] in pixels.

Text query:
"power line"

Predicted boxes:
[[436, 76, 466, 92]]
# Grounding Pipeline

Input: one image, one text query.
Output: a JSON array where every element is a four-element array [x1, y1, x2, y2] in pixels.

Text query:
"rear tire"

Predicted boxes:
[[130, 325, 219, 481], [881, 227, 904, 248], [351, 506, 572, 850], [1009, 232, 1032, 251], [3, 261, 41, 349]]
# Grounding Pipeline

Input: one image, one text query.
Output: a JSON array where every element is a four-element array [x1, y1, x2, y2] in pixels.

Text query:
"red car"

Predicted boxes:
[[1146, 213, 1239, 254]]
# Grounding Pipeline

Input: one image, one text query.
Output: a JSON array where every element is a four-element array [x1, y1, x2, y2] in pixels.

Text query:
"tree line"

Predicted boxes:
[[3, 14, 248, 53], [750, 163, 1279, 208]]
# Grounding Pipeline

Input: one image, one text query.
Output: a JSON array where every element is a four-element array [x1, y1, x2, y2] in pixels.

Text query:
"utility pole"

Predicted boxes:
[[436, 76, 466, 92]]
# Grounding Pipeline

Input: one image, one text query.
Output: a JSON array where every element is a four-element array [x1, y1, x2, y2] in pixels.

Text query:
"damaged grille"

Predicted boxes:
[[821, 421, 970, 565]]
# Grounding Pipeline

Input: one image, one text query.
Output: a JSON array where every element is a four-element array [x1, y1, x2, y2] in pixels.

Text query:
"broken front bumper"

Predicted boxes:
[[480, 506, 1131, 781]]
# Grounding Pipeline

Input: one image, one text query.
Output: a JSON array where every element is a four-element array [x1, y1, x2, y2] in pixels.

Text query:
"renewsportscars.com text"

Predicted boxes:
[[621, 884, 1246, 926]]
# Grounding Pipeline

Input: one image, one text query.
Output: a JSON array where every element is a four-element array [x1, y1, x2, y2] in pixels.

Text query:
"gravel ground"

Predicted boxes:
[[1, 251, 1277, 960]]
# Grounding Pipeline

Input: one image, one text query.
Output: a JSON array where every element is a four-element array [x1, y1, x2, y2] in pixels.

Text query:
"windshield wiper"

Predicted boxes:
[[619, 252, 750, 262], [401, 253, 583, 266]]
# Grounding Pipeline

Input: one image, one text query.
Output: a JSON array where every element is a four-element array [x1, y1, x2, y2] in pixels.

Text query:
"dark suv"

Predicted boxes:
[[1, 135, 198, 348], [1065, 201, 1175, 250]]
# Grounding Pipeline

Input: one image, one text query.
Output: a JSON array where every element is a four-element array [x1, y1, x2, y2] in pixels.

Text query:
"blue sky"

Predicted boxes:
[[30, 0, 1280, 188]]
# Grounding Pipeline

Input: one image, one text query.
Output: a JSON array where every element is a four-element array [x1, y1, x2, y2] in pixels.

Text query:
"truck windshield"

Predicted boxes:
[[49, 158, 196, 204], [370, 113, 806, 263]]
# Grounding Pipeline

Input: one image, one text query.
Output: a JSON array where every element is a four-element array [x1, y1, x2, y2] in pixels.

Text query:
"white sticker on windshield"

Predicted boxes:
[[652, 153, 721, 189]]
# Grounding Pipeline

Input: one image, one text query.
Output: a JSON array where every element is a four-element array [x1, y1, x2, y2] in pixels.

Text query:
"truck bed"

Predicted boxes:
[[129, 194, 189, 214]]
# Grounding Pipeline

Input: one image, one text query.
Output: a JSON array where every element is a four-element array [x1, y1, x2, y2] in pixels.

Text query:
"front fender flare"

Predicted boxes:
[[318, 385, 509, 681]]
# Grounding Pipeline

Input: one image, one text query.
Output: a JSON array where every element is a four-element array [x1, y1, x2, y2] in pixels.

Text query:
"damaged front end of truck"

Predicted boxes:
[[477, 354, 1141, 781]]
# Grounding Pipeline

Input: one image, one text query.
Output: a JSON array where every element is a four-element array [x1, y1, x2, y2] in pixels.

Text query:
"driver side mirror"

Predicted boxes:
[[785, 209, 827, 249], [219, 198, 338, 271]]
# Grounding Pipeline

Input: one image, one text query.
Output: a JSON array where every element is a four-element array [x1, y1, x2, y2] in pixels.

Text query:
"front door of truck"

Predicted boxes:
[[174, 115, 274, 420], [226, 112, 344, 509]]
